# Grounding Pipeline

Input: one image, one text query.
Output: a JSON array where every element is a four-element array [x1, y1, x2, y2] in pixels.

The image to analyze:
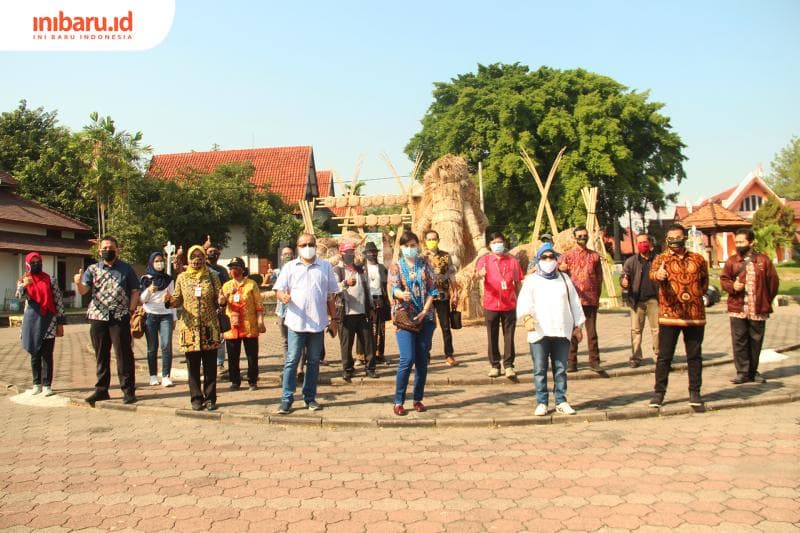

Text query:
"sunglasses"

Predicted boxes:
[[540, 254, 556, 260], [297, 243, 315, 248]]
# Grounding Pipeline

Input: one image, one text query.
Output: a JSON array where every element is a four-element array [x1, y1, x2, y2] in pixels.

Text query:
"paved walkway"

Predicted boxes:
[[1, 307, 799, 426]]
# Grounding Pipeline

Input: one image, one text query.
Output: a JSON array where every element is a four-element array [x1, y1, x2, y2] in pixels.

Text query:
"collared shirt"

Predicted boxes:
[[475, 253, 523, 312], [274, 257, 340, 333], [82, 260, 139, 321], [336, 265, 367, 315], [425, 249, 456, 300], [729, 261, 769, 321], [367, 263, 382, 294], [559, 246, 602, 307], [650, 249, 708, 327]]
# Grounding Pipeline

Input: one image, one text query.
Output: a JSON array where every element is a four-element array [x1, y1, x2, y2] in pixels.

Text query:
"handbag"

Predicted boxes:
[[449, 310, 462, 330], [211, 276, 232, 333], [130, 307, 146, 338], [392, 263, 424, 333]]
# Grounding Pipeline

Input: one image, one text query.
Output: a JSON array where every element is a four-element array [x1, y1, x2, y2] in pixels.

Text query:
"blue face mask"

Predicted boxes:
[[402, 246, 419, 259], [490, 242, 505, 254]]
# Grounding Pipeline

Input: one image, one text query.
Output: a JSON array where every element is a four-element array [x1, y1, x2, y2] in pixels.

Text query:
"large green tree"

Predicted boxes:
[[768, 136, 800, 199], [0, 101, 95, 227], [751, 197, 795, 259], [406, 63, 686, 240]]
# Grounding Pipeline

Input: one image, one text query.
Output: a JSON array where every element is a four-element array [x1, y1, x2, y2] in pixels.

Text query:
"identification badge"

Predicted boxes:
[[194, 286, 202, 297], [233, 293, 241, 303], [501, 280, 508, 290]]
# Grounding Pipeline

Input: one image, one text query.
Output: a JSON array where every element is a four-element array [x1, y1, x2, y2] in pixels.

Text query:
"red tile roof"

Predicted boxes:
[[0, 170, 19, 188], [0, 230, 91, 256], [701, 185, 737, 205], [0, 191, 91, 231], [148, 146, 315, 205], [316, 170, 335, 197]]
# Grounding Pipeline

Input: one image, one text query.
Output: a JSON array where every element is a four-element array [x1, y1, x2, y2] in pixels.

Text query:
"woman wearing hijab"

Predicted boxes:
[[16, 252, 65, 396], [222, 257, 265, 391], [140, 252, 177, 387], [389, 231, 438, 416], [166, 245, 225, 411], [516, 243, 586, 416]]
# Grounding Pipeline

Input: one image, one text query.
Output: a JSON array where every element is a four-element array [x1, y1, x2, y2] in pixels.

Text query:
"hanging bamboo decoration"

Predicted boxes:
[[581, 186, 621, 307], [521, 147, 564, 244], [298, 200, 315, 235]]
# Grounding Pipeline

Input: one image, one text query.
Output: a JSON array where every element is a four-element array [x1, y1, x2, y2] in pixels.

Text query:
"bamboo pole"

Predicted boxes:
[[581, 186, 620, 307], [522, 147, 563, 244]]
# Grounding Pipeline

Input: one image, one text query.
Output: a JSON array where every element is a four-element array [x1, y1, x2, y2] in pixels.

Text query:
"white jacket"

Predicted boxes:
[[516, 273, 586, 344]]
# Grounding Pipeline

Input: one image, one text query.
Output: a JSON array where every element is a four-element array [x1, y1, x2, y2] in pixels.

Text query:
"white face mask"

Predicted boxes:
[[299, 246, 316, 260], [153, 261, 165, 272], [539, 259, 557, 274]]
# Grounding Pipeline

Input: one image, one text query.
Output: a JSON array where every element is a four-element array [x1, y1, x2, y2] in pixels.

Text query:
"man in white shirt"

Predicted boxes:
[[274, 233, 340, 414]]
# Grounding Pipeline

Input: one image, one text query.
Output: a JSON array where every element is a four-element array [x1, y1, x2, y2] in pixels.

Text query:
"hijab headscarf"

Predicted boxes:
[[141, 252, 172, 291], [183, 245, 210, 280], [22, 252, 56, 316], [534, 243, 560, 280]]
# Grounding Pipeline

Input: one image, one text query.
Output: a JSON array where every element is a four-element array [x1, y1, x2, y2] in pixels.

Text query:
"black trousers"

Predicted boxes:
[[226, 337, 260, 385], [655, 325, 704, 394], [370, 296, 387, 357], [90, 317, 135, 396], [730, 317, 766, 379], [434, 299, 454, 357], [569, 305, 599, 366], [341, 314, 375, 373], [31, 338, 55, 387], [485, 309, 516, 369], [186, 349, 217, 406]]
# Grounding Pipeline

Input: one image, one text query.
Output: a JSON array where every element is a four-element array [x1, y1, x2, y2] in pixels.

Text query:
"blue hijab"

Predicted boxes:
[[141, 252, 172, 291], [534, 243, 560, 280]]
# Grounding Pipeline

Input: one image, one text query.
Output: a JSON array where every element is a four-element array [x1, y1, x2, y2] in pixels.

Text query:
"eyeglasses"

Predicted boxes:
[[297, 243, 315, 248], [540, 255, 556, 260]]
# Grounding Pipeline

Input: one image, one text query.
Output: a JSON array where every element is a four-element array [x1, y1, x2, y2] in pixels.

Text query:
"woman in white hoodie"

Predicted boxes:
[[517, 243, 586, 416]]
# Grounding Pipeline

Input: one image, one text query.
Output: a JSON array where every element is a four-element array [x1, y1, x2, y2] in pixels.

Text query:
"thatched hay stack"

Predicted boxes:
[[411, 154, 488, 270]]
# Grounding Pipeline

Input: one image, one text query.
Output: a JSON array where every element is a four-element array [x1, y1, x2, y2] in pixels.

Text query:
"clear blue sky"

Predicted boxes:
[[2, 0, 799, 208]]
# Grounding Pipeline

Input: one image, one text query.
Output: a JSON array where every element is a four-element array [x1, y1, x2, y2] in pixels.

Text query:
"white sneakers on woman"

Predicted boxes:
[[149, 375, 160, 386], [161, 376, 174, 387], [535, 402, 577, 416]]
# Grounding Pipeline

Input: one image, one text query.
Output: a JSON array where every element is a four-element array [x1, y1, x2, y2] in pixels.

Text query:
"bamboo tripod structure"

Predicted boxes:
[[581, 186, 621, 307], [521, 147, 565, 244]]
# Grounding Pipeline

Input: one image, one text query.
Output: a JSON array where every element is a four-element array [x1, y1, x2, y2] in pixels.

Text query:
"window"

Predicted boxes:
[[739, 195, 763, 212]]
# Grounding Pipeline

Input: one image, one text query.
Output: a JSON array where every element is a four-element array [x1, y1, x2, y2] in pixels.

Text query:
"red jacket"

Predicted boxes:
[[720, 253, 779, 316]]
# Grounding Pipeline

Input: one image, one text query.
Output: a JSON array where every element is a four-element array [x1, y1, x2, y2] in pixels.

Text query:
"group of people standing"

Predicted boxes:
[[16, 222, 779, 417]]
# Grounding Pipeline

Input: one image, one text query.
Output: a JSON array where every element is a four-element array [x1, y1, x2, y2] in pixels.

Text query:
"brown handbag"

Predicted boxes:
[[392, 266, 424, 333]]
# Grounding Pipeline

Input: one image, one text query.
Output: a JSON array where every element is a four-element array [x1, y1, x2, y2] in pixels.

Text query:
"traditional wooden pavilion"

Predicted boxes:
[[679, 202, 751, 266]]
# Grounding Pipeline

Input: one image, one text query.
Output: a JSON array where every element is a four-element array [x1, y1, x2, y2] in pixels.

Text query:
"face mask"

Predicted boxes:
[[343, 253, 355, 265], [425, 240, 439, 251], [366, 253, 378, 263], [299, 246, 316, 260], [153, 261, 165, 272], [207, 252, 219, 263], [101, 249, 116, 262], [539, 260, 557, 274], [736, 245, 750, 257], [230, 268, 243, 278], [402, 246, 419, 259], [190, 259, 204, 269], [29, 262, 42, 274], [490, 242, 505, 254], [575, 236, 589, 245], [667, 238, 685, 250], [637, 242, 652, 254], [281, 255, 293, 263]]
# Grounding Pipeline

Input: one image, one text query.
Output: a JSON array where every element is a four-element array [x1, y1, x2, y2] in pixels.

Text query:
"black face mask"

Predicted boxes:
[[575, 236, 589, 244], [365, 253, 378, 263], [29, 263, 42, 274], [343, 253, 355, 265], [101, 249, 116, 262], [207, 252, 219, 262], [736, 245, 751, 257], [667, 239, 686, 250]]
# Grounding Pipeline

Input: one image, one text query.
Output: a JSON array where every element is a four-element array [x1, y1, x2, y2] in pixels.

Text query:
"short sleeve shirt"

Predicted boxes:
[[274, 258, 340, 333], [82, 260, 139, 321], [476, 253, 523, 311]]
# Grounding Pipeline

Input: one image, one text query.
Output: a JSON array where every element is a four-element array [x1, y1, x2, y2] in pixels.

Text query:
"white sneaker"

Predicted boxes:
[[28, 385, 42, 395], [556, 402, 576, 415], [161, 376, 174, 387], [149, 375, 160, 386], [42, 386, 55, 397], [504, 367, 516, 379], [487, 367, 500, 378], [534, 403, 548, 416]]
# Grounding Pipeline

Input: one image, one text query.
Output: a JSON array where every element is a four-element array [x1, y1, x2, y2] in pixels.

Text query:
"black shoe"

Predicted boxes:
[[589, 362, 604, 373], [730, 375, 749, 384], [367, 369, 378, 378], [85, 391, 110, 404], [649, 393, 664, 408], [205, 402, 218, 411], [230, 383, 241, 391], [628, 359, 641, 368], [566, 364, 578, 373], [191, 402, 204, 411], [122, 394, 137, 405], [342, 373, 352, 382], [751, 373, 766, 384], [688, 391, 703, 407]]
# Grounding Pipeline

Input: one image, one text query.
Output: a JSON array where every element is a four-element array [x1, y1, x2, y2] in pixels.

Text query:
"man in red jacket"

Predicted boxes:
[[720, 228, 780, 384]]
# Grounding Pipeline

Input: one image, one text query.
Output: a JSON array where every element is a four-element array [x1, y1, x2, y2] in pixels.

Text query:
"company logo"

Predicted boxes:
[[33, 10, 135, 41], [1, 1, 174, 51]]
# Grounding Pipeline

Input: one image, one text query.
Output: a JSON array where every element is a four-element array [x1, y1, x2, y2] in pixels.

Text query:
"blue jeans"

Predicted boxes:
[[144, 313, 174, 377], [394, 319, 436, 405], [282, 330, 324, 404], [531, 337, 569, 406], [217, 339, 226, 366]]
